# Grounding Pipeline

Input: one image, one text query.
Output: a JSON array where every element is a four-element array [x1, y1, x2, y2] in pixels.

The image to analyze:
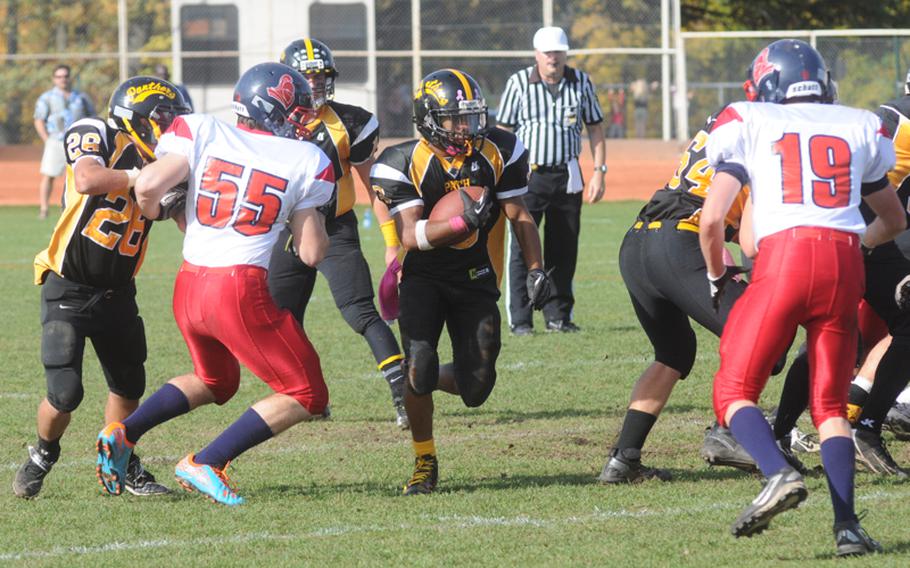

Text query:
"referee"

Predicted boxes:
[[497, 26, 606, 334]]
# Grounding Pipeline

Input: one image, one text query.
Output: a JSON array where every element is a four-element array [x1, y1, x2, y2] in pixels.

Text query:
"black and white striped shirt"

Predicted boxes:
[[497, 65, 604, 167]]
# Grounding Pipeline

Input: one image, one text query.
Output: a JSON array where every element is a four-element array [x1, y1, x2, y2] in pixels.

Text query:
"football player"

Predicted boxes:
[[267, 39, 409, 428], [95, 62, 334, 506], [13, 76, 190, 499], [701, 39, 904, 555], [371, 69, 550, 494]]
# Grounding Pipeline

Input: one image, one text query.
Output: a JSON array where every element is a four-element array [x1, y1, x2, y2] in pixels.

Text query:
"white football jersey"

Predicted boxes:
[[707, 101, 895, 246], [155, 114, 334, 268]]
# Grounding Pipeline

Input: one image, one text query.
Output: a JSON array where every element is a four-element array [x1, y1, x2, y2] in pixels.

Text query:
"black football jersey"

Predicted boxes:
[[371, 128, 529, 282], [636, 109, 749, 241], [34, 118, 150, 288], [305, 100, 378, 217], [862, 96, 910, 225]]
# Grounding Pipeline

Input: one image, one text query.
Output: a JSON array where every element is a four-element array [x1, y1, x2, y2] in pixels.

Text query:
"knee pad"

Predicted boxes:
[[406, 340, 439, 395], [459, 365, 497, 407], [102, 317, 147, 400], [46, 369, 84, 413], [41, 320, 85, 412], [655, 331, 696, 379]]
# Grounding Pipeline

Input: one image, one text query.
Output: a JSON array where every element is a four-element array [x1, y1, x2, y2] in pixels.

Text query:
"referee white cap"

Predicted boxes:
[[533, 27, 569, 52]]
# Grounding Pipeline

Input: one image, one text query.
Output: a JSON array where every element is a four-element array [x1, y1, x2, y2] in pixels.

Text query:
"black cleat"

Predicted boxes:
[[509, 323, 533, 336], [854, 429, 909, 478], [389, 378, 409, 430], [731, 466, 807, 538], [124, 454, 171, 496], [12, 446, 56, 499], [883, 403, 910, 441], [545, 320, 580, 333], [834, 519, 883, 557], [776, 434, 811, 476], [597, 447, 672, 484], [402, 454, 438, 495], [701, 423, 758, 473]]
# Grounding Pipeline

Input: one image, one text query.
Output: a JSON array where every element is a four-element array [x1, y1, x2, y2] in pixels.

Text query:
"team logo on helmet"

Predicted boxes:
[[267, 74, 296, 109], [751, 48, 778, 86], [126, 81, 177, 103], [422, 79, 449, 106]]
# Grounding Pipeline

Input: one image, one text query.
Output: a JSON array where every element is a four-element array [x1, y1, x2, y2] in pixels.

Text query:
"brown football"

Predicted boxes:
[[428, 186, 486, 221]]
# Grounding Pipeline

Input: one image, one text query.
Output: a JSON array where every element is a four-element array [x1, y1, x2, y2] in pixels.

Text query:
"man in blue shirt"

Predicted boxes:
[[34, 64, 95, 219]]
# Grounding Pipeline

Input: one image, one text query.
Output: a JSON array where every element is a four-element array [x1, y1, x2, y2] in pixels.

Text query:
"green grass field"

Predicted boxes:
[[2, 203, 910, 566]]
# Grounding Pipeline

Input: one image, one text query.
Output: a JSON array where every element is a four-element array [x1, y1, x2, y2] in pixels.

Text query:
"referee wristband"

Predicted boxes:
[[380, 220, 400, 247], [415, 220, 433, 251]]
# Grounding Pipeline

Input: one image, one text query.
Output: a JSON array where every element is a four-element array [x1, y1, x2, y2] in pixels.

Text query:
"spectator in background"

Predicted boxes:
[[629, 78, 656, 138], [154, 63, 194, 112], [34, 64, 95, 219], [607, 87, 626, 138]]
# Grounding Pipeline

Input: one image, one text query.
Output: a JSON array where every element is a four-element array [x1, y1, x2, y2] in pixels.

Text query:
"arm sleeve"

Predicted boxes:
[[706, 105, 747, 170], [370, 147, 422, 216], [293, 149, 336, 212], [496, 74, 522, 128], [580, 73, 605, 125], [155, 115, 197, 168], [63, 120, 110, 166], [494, 135, 529, 200], [862, 114, 897, 183], [349, 114, 380, 165]]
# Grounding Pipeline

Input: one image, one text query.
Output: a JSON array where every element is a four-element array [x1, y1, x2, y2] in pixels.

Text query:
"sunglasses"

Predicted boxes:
[[54, 74, 70, 79]]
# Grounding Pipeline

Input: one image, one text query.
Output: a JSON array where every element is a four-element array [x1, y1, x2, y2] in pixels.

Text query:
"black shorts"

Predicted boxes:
[[864, 241, 910, 338], [40, 272, 146, 399], [618, 223, 746, 377], [399, 274, 501, 405]]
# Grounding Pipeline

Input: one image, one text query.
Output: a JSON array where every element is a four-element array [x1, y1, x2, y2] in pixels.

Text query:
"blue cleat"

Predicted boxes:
[[95, 422, 134, 496], [174, 455, 244, 506]]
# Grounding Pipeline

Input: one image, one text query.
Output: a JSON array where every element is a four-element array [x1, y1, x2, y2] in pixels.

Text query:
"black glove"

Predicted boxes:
[[316, 187, 338, 218], [154, 181, 187, 221], [526, 268, 553, 310], [459, 187, 493, 230], [708, 266, 749, 312]]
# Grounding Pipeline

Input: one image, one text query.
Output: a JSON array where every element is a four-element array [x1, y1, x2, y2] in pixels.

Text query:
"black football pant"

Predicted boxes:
[[267, 210, 401, 368], [508, 167, 582, 327]]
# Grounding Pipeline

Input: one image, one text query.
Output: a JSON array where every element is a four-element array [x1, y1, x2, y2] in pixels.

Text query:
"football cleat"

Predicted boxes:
[[545, 320, 581, 333], [174, 455, 244, 506], [834, 518, 883, 557], [12, 446, 57, 499], [731, 466, 807, 538], [776, 435, 811, 477], [701, 423, 758, 473], [389, 377, 409, 430], [597, 447, 672, 484], [509, 324, 533, 337], [788, 426, 820, 453], [402, 454, 438, 495], [853, 429, 909, 478], [95, 422, 134, 496], [124, 454, 171, 496], [883, 403, 910, 441]]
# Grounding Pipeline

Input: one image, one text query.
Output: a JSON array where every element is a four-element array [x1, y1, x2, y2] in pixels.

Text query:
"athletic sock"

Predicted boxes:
[[821, 436, 856, 523], [897, 385, 910, 405], [195, 408, 274, 470], [773, 350, 809, 440], [729, 406, 790, 477], [380, 356, 406, 399], [122, 383, 190, 445], [857, 341, 910, 432], [848, 377, 872, 407], [615, 409, 658, 450], [413, 438, 436, 457], [36, 436, 61, 463]]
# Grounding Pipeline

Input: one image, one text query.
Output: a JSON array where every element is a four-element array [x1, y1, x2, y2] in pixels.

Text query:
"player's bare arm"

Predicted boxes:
[[135, 153, 190, 219], [501, 196, 543, 271], [289, 207, 329, 267], [737, 197, 756, 258], [585, 122, 606, 204], [862, 182, 907, 248], [72, 158, 137, 196], [356, 159, 400, 265], [699, 171, 743, 279]]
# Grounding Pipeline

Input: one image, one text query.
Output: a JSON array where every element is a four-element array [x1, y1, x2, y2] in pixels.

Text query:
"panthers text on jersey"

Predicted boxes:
[[370, 128, 528, 282], [304, 100, 378, 218], [707, 101, 895, 246], [636, 109, 750, 241], [34, 118, 149, 288], [155, 114, 335, 269]]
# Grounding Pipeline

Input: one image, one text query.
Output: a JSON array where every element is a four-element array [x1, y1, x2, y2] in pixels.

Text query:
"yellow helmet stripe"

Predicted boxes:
[[448, 69, 473, 99], [305, 39, 315, 62]]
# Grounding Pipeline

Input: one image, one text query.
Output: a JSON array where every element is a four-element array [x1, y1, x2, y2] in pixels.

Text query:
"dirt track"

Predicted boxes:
[[0, 139, 683, 206]]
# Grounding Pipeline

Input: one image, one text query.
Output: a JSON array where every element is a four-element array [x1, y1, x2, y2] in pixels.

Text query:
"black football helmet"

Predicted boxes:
[[743, 39, 834, 104], [280, 38, 337, 110], [108, 76, 191, 161], [413, 68, 489, 156], [232, 62, 316, 139]]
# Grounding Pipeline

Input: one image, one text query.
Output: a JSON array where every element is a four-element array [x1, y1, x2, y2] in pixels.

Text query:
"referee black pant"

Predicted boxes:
[[508, 167, 582, 327]]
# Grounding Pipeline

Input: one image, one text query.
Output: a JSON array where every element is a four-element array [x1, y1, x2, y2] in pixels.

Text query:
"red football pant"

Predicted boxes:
[[173, 262, 328, 415], [713, 227, 864, 429]]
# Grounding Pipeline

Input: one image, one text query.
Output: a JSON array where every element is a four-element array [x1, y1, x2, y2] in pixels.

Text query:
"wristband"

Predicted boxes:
[[415, 219, 433, 251], [126, 167, 141, 189], [448, 215, 469, 234], [380, 220, 400, 247]]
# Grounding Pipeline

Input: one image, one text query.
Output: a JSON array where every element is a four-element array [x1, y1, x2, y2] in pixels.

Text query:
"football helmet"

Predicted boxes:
[[413, 68, 489, 156], [904, 67, 910, 96], [743, 39, 835, 104], [232, 62, 316, 139], [280, 38, 337, 110], [108, 76, 191, 161]]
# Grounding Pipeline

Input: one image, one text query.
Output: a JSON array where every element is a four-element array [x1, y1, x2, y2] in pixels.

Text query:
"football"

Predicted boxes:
[[428, 185, 486, 221]]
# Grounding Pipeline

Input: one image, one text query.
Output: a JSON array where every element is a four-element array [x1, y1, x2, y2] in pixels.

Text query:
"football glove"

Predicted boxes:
[[527, 267, 553, 310], [459, 187, 493, 231], [708, 266, 748, 312], [154, 181, 188, 221]]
